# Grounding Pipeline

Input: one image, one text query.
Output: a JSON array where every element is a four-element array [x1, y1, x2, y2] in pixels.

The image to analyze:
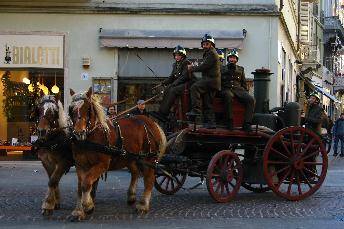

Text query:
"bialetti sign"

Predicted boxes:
[[0, 34, 63, 68]]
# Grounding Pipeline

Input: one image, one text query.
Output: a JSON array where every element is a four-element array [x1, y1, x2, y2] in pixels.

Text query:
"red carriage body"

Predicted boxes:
[[153, 83, 328, 203]]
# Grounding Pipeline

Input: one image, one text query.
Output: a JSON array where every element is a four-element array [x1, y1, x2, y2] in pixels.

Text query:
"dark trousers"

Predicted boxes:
[[190, 80, 217, 123], [333, 135, 344, 155], [159, 84, 186, 115], [220, 88, 255, 123]]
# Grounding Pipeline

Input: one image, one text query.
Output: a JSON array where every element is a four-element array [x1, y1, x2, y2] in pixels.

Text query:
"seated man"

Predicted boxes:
[[186, 34, 221, 129], [154, 45, 196, 121], [220, 49, 255, 131], [131, 99, 148, 116]]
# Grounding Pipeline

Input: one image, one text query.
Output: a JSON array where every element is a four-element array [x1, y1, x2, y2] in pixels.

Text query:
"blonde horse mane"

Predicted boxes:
[[57, 100, 70, 133], [90, 94, 109, 132]]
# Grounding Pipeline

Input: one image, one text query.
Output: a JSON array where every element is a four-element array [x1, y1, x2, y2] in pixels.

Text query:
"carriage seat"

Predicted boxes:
[[213, 96, 245, 128], [172, 84, 245, 128]]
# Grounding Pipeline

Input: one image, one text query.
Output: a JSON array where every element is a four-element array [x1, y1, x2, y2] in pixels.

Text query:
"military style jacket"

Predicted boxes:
[[221, 64, 247, 91], [163, 59, 196, 87], [191, 46, 221, 90], [305, 103, 324, 134]]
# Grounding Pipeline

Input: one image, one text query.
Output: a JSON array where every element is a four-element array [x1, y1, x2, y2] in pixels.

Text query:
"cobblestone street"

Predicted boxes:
[[1, 156, 344, 229]]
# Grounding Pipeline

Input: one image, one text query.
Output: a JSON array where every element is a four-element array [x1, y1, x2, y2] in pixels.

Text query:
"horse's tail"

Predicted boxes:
[[154, 122, 167, 161]]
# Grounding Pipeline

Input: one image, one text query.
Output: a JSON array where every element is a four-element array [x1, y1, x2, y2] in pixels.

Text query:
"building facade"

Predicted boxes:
[[0, 0, 303, 141]]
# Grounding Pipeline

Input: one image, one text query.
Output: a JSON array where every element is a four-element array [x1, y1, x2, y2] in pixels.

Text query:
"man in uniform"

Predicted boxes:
[[153, 45, 196, 121], [220, 49, 255, 131], [186, 34, 221, 129], [131, 99, 148, 116], [304, 93, 324, 135]]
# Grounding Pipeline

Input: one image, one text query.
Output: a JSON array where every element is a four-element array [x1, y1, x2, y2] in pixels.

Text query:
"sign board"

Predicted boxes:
[[0, 34, 64, 68], [81, 72, 89, 80]]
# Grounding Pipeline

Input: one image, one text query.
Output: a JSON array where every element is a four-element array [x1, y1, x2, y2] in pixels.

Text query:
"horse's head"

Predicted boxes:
[[69, 87, 98, 141], [37, 95, 60, 138]]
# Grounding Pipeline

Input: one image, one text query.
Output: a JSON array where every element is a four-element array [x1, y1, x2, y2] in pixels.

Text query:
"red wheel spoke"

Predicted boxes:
[[225, 183, 230, 194], [299, 170, 313, 189], [271, 147, 289, 159], [220, 183, 225, 195], [303, 162, 323, 165], [267, 160, 290, 165], [301, 139, 316, 156], [301, 150, 320, 161], [215, 179, 221, 193], [303, 168, 320, 179], [279, 136, 292, 156], [275, 168, 292, 189], [211, 173, 220, 178], [287, 170, 295, 195], [296, 172, 303, 195], [289, 131, 295, 155], [272, 165, 290, 176]]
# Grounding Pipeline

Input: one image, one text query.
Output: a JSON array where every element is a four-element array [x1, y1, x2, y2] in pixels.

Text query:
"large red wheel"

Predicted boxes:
[[206, 150, 243, 203], [263, 126, 328, 201], [154, 171, 187, 195]]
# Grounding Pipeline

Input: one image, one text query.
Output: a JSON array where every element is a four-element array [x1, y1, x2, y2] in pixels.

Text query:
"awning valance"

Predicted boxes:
[[315, 86, 341, 104], [99, 29, 245, 49]]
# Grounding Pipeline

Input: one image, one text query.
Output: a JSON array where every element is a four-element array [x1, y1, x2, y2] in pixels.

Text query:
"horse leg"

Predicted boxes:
[[53, 160, 70, 210], [43, 162, 68, 214], [90, 178, 99, 201], [81, 163, 108, 214], [41, 158, 56, 216], [136, 166, 155, 214], [127, 162, 140, 206], [69, 171, 86, 221]]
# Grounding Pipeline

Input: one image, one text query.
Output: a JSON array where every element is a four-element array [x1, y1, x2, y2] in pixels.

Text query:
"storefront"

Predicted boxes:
[[0, 33, 65, 144]]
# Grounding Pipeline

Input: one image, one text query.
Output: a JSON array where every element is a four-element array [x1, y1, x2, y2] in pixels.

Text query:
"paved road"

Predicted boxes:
[[0, 156, 344, 229]]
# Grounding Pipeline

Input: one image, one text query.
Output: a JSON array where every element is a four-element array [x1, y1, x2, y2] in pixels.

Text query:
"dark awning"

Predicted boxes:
[[99, 29, 245, 49]]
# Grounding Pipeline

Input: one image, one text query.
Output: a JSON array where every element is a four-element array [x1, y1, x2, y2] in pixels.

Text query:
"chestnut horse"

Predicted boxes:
[[35, 95, 74, 216], [68, 88, 166, 221]]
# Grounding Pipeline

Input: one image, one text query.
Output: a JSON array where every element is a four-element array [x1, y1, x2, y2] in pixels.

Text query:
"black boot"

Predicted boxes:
[[242, 122, 252, 132]]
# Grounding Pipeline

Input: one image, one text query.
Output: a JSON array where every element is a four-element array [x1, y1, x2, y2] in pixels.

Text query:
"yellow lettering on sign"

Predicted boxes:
[[19, 47, 24, 64], [31, 47, 37, 64], [24, 46, 31, 64], [13, 46, 19, 64], [37, 47, 43, 65]]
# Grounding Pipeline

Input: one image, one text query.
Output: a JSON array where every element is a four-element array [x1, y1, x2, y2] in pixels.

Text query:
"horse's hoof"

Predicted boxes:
[[54, 204, 61, 210], [41, 209, 53, 217], [67, 214, 82, 222], [85, 207, 94, 215], [135, 203, 148, 215]]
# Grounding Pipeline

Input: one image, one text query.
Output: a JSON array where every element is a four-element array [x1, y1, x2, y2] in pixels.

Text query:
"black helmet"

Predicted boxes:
[[201, 34, 215, 47], [173, 45, 187, 57]]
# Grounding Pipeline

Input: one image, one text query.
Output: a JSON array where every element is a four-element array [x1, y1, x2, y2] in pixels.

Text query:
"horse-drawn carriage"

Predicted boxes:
[[153, 70, 328, 203]]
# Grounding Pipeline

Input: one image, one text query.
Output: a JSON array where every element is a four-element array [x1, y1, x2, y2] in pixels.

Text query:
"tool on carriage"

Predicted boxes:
[[111, 98, 128, 105], [136, 53, 160, 78], [115, 94, 161, 118]]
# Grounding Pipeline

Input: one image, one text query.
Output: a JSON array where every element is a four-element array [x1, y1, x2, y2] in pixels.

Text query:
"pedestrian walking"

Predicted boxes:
[[333, 113, 344, 157]]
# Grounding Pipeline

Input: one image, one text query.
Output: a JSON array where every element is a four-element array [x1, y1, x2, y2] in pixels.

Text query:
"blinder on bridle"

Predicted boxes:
[[69, 95, 94, 136], [37, 96, 59, 137]]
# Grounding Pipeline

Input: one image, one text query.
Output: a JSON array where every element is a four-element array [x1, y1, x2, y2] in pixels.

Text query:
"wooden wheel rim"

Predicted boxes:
[[206, 150, 243, 203], [154, 172, 187, 195], [263, 126, 328, 201]]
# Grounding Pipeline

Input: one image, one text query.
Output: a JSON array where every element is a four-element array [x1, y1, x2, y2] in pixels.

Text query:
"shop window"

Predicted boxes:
[[92, 78, 113, 106], [117, 77, 164, 112]]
